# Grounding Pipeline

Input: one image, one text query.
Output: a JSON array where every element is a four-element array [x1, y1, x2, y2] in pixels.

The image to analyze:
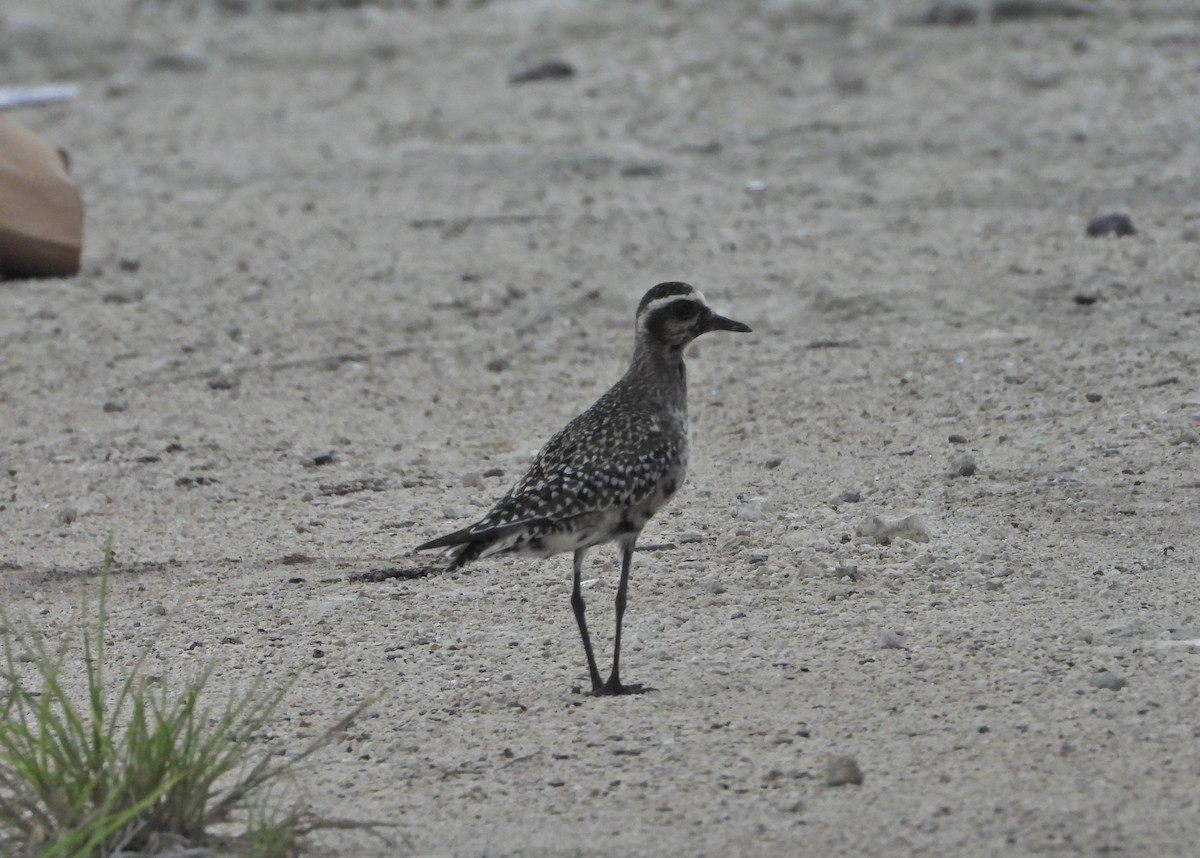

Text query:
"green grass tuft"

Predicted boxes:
[[0, 535, 378, 857]]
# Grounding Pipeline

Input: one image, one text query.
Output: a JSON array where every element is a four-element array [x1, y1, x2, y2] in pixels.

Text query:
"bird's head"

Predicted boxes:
[[635, 281, 752, 350]]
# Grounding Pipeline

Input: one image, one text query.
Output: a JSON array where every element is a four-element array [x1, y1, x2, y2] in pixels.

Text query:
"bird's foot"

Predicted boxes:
[[592, 679, 652, 697]]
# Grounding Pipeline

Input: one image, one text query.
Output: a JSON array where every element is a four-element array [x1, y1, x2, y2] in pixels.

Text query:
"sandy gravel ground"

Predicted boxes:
[[3, 1, 1200, 855]]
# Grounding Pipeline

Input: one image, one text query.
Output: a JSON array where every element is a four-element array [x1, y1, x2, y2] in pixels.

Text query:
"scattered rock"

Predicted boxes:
[[856, 514, 931, 545], [462, 471, 486, 489], [838, 490, 862, 504], [510, 59, 575, 84], [1073, 293, 1099, 306], [1088, 670, 1127, 691], [734, 497, 766, 521], [1085, 393, 1103, 403], [834, 563, 859, 581], [102, 400, 128, 413], [1086, 213, 1136, 237], [310, 451, 335, 466], [679, 529, 704, 544], [57, 506, 78, 525], [877, 629, 906, 649], [948, 434, 967, 444], [319, 477, 387, 496], [831, 58, 867, 94], [762, 456, 783, 469], [620, 162, 666, 178], [922, 0, 1091, 25], [101, 288, 145, 304], [148, 49, 212, 74], [175, 476, 219, 488], [824, 755, 864, 786], [207, 374, 239, 390], [485, 357, 510, 373], [949, 455, 977, 478]]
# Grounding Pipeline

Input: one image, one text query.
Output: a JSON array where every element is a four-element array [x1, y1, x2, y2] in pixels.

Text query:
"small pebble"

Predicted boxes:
[[57, 506, 78, 525], [834, 563, 859, 581], [620, 162, 666, 178], [824, 755, 864, 787], [1086, 213, 1136, 237], [1085, 393, 1103, 403], [310, 452, 334, 466], [830, 58, 867, 94], [949, 455, 977, 478], [102, 401, 127, 413], [856, 514, 931, 545], [679, 529, 704, 544], [948, 434, 967, 444], [486, 357, 510, 373], [734, 497, 766, 521], [510, 59, 575, 84], [877, 629, 906, 649], [1088, 670, 1127, 691], [461, 471, 486, 489], [838, 490, 862, 504], [148, 49, 212, 73]]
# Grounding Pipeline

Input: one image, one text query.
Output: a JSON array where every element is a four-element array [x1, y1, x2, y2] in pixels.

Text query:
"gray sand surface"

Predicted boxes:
[[2, 1, 1199, 855]]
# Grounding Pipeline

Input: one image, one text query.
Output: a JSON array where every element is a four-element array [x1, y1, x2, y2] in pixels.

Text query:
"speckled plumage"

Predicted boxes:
[[415, 281, 751, 695]]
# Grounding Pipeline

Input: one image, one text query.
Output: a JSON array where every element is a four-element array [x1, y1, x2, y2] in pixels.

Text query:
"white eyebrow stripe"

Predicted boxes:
[[638, 292, 708, 318]]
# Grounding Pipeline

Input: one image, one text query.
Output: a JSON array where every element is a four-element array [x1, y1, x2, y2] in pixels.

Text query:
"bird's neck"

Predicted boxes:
[[628, 339, 688, 413]]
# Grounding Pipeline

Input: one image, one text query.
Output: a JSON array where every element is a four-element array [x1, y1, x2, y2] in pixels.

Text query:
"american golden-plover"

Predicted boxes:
[[416, 282, 751, 695]]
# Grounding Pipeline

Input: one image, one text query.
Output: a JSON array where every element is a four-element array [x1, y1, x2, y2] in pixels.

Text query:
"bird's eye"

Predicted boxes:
[[669, 301, 696, 320]]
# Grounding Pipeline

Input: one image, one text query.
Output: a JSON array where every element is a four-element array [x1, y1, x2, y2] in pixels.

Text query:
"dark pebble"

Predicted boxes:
[[1085, 393, 1103, 403], [824, 755, 864, 786], [839, 490, 862, 503], [510, 59, 575, 84], [1088, 669, 1127, 691], [948, 434, 967, 444], [207, 375, 239, 390], [949, 455, 977, 477], [1086, 213, 1136, 237], [311, 451, 334, 466], [619, 162, 666, 178]]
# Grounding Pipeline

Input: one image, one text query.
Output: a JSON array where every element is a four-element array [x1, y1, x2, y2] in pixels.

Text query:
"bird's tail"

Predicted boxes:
[[415, 524, 489, 571], [443, 540, 485, 572]]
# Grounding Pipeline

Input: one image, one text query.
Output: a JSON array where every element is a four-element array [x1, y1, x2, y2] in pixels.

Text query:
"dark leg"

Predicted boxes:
[[598, 536, 640, 695], [570, 548, 603, 692]]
